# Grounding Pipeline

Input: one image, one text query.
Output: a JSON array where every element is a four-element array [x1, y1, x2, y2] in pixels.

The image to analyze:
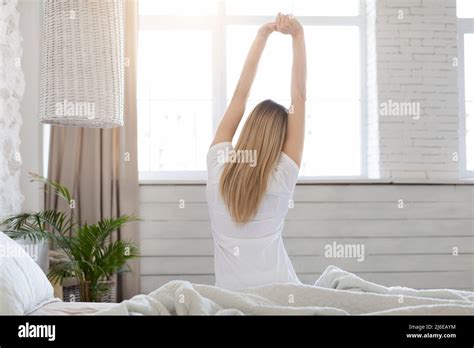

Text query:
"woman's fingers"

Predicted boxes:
[[275, 13, 294, 34], [274, 13, 303, 35]]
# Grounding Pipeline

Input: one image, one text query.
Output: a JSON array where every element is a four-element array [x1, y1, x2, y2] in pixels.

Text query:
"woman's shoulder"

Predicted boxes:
[[207, 142, 233, 183], [207, 142, 233, 164], [269, 152, 300, 193]]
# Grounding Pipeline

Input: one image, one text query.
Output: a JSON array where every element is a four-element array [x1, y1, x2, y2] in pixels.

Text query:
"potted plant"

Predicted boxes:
[[1, 174, 139, 302]]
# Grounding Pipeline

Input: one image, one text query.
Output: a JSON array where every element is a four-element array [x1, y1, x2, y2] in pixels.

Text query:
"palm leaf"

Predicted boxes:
[[95, 215, 139, 243], [2, 227, 49, 243], [29, 172, 73, 206], [95, 240, 139, 278], [2, 212, 47, 242], [36, 210, 74, 235], [1, 210, 75, 254], [2, 212, 37, 231]]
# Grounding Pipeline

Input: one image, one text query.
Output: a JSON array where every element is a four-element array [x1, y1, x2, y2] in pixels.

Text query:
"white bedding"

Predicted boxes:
[[97, 266, 474, 315], [0, 232, 55, 315], [30, 301, 116, 315]]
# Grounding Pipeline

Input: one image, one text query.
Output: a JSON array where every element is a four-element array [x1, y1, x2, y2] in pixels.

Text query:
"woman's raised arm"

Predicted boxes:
[[279, 14, 307, 167], [211, 22, 276, 146]]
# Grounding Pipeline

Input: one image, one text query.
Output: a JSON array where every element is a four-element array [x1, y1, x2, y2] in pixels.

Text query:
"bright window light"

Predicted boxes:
[[138, 0, 363, 178], [464, 34, 474, 171], [226, 26, 292, 104], [227, 26, 361, 176], [137, 30, 212, 172], [457, 0, 474, 18], [139, 0, 218, 16]]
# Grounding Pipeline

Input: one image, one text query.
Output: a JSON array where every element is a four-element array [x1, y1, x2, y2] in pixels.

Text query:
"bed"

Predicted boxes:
[[0, 232, 119, 315], [29, 301, 117, 315], [90, 266, 474, 315]]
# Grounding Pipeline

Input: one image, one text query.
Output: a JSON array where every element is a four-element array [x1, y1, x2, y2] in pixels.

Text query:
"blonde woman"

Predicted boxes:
[[206, 14, 307, 290]]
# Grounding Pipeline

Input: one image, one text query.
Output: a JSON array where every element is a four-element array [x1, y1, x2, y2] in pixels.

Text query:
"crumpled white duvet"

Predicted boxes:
[[97, 266, 474, 315]]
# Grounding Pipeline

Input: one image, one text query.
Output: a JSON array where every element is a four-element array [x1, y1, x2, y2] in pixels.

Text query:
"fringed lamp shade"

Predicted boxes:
[[39, 0, 124, 128]]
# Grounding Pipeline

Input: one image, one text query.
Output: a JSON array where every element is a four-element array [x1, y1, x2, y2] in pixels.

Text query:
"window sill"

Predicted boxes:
[[139, 177, 474, 186]]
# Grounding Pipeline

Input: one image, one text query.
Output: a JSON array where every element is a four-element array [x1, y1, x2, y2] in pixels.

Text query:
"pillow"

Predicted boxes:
[[0, 232, 55, 314]]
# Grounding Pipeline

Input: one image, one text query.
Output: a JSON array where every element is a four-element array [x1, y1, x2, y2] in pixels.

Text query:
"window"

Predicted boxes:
[[457, 0, 474, 18], [138, 0, 364, 180], [457, 0, 474, 175]]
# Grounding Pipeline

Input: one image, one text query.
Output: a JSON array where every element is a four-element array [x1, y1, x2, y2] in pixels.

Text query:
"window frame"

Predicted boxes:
[[457, 16, 474, 178], [138, 0, 367, 183]]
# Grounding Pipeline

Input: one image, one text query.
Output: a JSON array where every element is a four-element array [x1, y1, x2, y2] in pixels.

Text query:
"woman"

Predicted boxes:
[[206, 14, 307, 290]]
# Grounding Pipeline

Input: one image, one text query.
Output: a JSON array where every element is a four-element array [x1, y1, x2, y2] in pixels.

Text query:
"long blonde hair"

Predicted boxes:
[[220, 99, 289, 224]]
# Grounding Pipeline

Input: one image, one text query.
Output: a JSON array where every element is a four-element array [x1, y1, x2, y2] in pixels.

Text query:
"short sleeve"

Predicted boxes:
[[206, 142, 233, 183], [272, 152, 300, 193]]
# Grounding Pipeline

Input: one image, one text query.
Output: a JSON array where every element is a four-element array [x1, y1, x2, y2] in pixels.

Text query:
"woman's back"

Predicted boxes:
[[205, 14, 306, 290], [206, 142, 300, 290]]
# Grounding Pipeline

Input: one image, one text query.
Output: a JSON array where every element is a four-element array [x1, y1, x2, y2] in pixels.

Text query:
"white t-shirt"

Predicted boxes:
[[206, 142, 301, 290]]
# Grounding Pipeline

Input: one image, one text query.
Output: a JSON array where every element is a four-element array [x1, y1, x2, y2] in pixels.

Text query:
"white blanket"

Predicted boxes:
[[97, 266, 474, 315]]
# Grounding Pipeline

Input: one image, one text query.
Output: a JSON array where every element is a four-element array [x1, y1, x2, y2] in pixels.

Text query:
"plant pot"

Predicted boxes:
[[62, 278, 116, 303]]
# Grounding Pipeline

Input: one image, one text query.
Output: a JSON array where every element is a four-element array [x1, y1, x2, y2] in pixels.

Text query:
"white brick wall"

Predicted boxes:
[[371, 0, 459, 179]]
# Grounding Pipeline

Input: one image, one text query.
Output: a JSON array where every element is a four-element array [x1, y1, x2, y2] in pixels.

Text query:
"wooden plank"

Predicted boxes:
[[139, 185, 206, 203], [139, 219, 474, 239], [140, 238, 213, 256], [286, 237, 474, 255], [292, 185, 473, 203], [139, 237, 474, 256], [292, 255, 474, 273], [139, 201, 473, 221], [284, 202, 472, 220], [139, 202, 208, 221], [139, 185, 473, 203], [140, 255, 473, 275], [140, 256, 213, 275], [140, 221, 211, 239], [282, 219, 474, 238]]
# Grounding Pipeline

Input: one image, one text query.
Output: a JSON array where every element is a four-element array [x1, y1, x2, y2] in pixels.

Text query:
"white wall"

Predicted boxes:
[[139, 184, 474, 292], [0, 0, 24, 219], [373, 0, 459, 179], [15, 0, 48, 272], [18, 0, 43, 212]]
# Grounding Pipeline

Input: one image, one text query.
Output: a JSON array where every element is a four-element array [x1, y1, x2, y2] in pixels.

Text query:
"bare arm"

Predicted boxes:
[[279, 15, 307, 167], [211, 23, 276, 146]]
